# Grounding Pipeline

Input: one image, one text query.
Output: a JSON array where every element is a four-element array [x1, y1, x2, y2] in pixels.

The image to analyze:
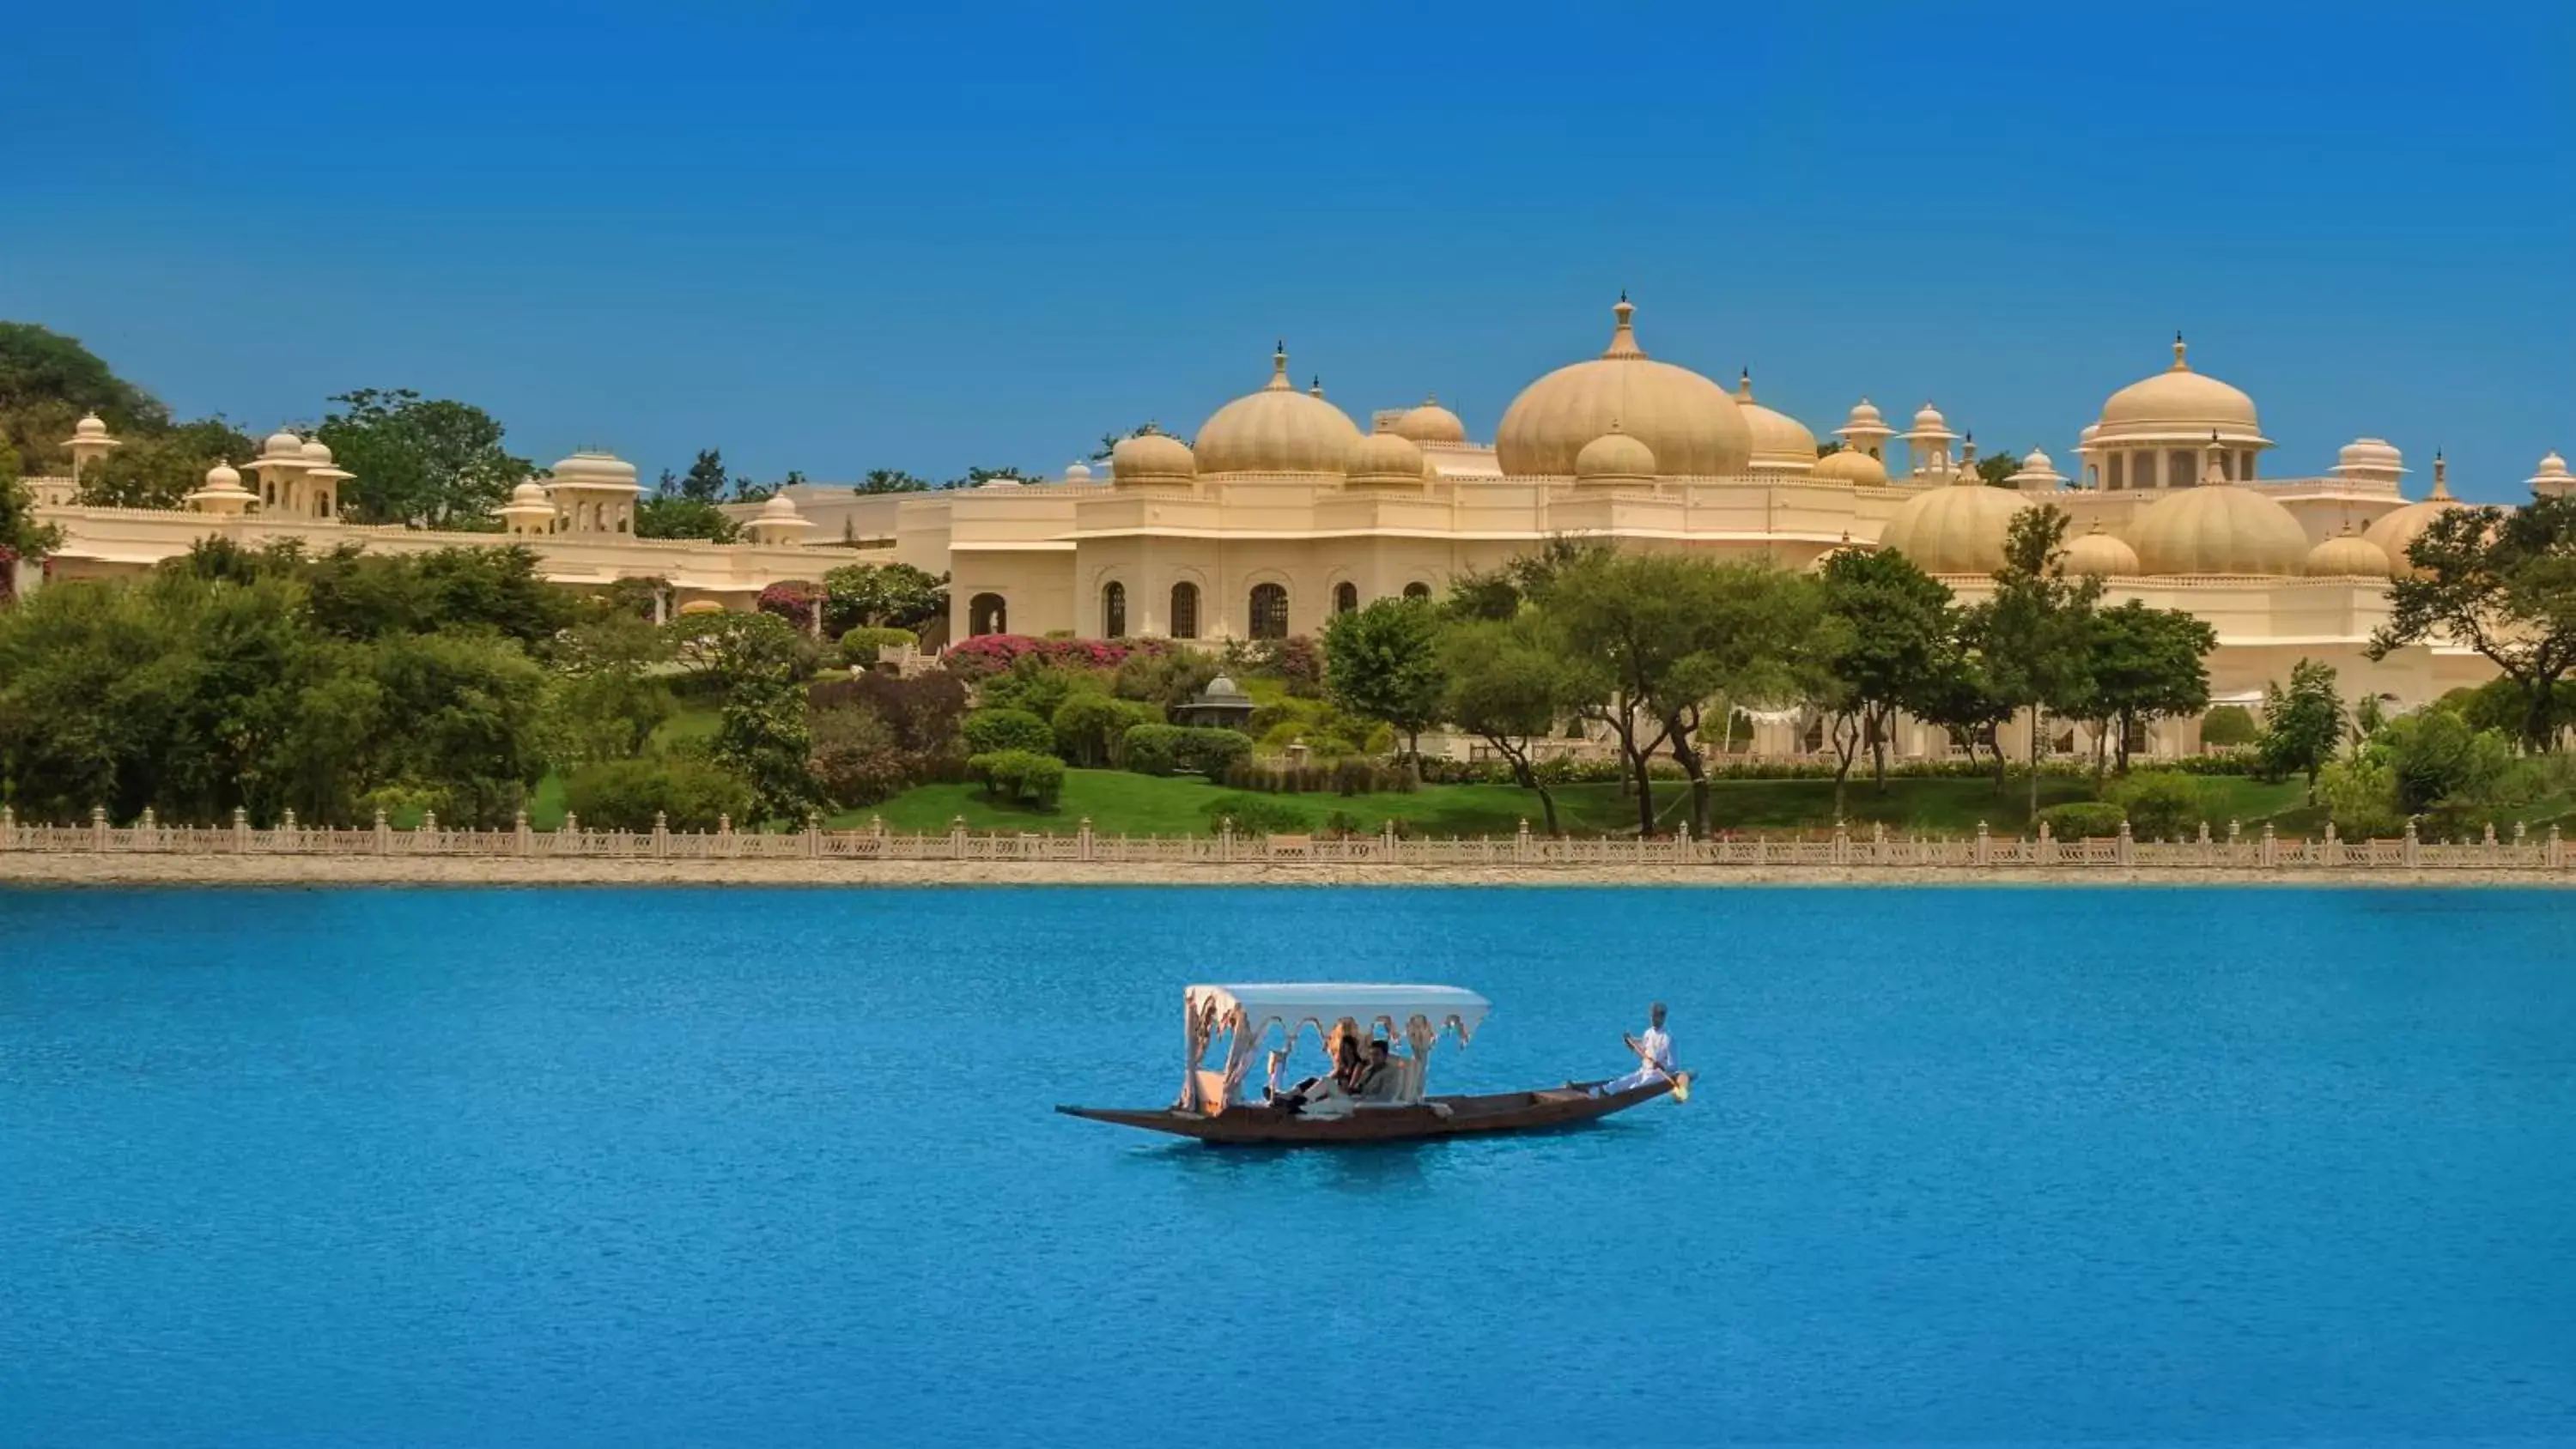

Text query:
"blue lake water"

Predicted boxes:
[[3, 886, 2574, 1448]]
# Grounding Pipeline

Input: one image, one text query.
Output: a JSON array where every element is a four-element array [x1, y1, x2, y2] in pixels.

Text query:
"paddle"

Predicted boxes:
[[1668, 1070, 1692, 1104]]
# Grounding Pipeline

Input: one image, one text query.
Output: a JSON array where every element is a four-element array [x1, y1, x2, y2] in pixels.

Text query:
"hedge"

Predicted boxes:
[[960, 706, 1055, 756], [1053, 694, 1163, 768], [562, 757, 756, 832], [1121, 724, 1253, 777], [837, 626, 918, 666], [2037, 801, 2126, 839], [967, 749, 1066, 809]]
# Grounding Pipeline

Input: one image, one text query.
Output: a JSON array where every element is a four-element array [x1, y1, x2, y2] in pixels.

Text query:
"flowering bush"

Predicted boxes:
[[756, 580, 818, 633], [944, 634, 1167, 681]]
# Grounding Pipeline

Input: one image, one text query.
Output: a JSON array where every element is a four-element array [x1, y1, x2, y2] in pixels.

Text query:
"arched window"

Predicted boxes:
[[969, 591, 1008, 637], [1402, 581, 1431, 602], [1170, 582, 1200, 640], [1249, 583, 1290, 640], [2106, 454, 2125, 491], [1102, 580, 1127, 638], [1333, 581, 1358, 615]]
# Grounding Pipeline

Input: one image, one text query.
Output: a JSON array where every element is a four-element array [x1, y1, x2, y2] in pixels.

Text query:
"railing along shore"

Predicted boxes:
[[1, 807, 2568, 873]]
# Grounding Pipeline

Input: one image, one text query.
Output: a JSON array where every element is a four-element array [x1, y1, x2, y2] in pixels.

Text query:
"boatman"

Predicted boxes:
[[1591, 1002, 1674, 1096]]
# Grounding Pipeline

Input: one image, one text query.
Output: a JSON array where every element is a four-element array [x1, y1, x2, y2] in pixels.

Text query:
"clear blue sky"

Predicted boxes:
[[4, 1, 2570, 499]]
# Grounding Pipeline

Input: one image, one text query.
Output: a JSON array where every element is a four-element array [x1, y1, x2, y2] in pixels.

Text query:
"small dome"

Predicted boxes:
[[2008, 448, 2068, 492], [2306, 528, 2393, 579], [2078, 422, 2100, 446], [2130, 478, 2311, 575], [2333, 437, 2405, 482], [261, 427, 306, 459], [1346, 430, 1428, 488], [1811, 447, 1889, 486], [1910, 401, 1950, 433], [1574, 426, 1658, 485], [1495, 296, 1753, 477], [2095, 336, 2264, 450], [550, 451, 641, 489], [1194, 346, 1364, 474], [1844, 398, 1886, 430], [760, 494, 803, 517], [2525, 451, 2570, 494], [1879, 476, 2028, 573], [1110, 427, 1197, 487], [676, 599, 726, 616], [1391, 397, 1467, 445], [204, 462, 243, 489], [74, 412, 108, 440], [1062, 461, 1095, 483], [2363, 460, 2464, 576], [2063, 523, 2140, 577], [301, 440, 334, 464], [1735, 371, 1818, 475], [508, 480, 550, 505]]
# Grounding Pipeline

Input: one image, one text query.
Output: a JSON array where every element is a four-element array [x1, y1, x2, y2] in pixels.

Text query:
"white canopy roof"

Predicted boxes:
[[1186, 982, 1490, 1044]]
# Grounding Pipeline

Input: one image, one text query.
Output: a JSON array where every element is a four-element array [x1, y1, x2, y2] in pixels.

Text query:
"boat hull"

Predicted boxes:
[[1055, 1076, 1679, 1145]]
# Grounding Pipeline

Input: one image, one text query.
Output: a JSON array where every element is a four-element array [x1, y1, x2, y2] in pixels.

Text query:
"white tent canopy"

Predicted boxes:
[[1179, 983, 1491, 1112]]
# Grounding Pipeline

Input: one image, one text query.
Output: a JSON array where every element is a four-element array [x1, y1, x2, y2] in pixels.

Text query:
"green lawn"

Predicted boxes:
[[839, 767, 2327, 838]]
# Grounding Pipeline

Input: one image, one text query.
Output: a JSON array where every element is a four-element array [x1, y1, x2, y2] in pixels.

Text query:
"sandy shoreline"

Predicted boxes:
[[2, 854, 2569, 888]]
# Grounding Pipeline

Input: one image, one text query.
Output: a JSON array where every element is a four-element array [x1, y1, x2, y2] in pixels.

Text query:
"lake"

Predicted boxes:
[[4, 886, 2573, 1447]]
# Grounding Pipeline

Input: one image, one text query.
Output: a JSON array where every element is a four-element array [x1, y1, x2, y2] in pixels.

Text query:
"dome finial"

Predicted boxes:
[[1267, 343, 1290, 391], [1604, 294, 1643, 359], [2431, 452, 2451, 500], [1309, 374, 1324, 399], [2172, 331, 2190, 373], [1737, 367, 1753, 402]]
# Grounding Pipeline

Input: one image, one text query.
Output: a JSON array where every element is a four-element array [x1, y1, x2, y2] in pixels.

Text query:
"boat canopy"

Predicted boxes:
[[1178, 983, 1491, 1112]]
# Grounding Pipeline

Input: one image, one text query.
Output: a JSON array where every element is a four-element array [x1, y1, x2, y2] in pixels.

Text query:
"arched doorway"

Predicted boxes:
[[1101, 580, 1126, 638], [1402, 581, 1431, 602], [969, 592, 1008, 637], [1169, 582, 1200, 640], [1249, 583, 1289, 640], [1333, 581, 1358, 615]]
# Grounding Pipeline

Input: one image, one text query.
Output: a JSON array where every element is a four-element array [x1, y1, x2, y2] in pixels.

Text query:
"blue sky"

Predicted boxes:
[[4, 1, 2571, 499]]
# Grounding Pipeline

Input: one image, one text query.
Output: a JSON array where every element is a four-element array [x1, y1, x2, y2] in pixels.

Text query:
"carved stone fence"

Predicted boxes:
[[1, 808, 2569, 874]]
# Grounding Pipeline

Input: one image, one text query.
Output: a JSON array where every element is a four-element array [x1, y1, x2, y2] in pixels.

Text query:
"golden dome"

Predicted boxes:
[[1494, 296, 1752, 478], [259, 427, 305, 458], [1391, 397, 1467, 445], [2306, 527, 2392, 579], [2530, 451, 2572, 496], [1735, 370, 1817, 475], [74, 412, 109, 440], [677, 599, 726, 616], [2096, 336, 2264, 442], [1879, 476, 2028, 574], [1193, 345, 1363, 474], [2129, 476, 2311, 575], [202, 462, 244, 490], [550, 451, 641, 489], [1811, 446, 1889, 486], [1346, 429, 1428, 488], [2008, 448, 2068, 492], [2063, 522, 2140, 577], [1110, 426, 1197, 487], [2362, 458, 2464, 576], [1573, 426, 1658, 485]]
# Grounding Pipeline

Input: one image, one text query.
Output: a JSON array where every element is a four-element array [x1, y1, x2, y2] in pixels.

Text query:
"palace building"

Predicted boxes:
[[19, 296, 2565, 757]]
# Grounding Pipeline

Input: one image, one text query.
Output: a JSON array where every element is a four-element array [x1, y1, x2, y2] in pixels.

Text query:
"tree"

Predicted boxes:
[[635, 493, 739, 542], [677, 449, 732, 503], [1980, 505, 2101, 818], [1973, 452, 2021, 488], [318, 389, 532, 530], [75, 417, 257, 509], [1814, 548, 1956, 812], [2077, 600, 2216, 777], [2371, 495, 2576, 751], [821, 561, 949, 634], [298, 543, 571, 649], [670, 611, 818, 821], [1438, 614, 1601, 835], [1321, 597, 1447, 758], [2201, 704, 2259, 748], [0, 322, 168, 469], [549, 610, 676, 764], [1913, 613, 2017, 785], [1, 448, 61, 577], [945, 465, 1042, 489], [854, 469, 931, 495], [2257, 658, 2344, 800]]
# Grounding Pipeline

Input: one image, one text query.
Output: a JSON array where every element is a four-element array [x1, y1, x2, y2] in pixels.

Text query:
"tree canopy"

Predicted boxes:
[[2257, 658, 2344, 799], [1321, 597, 1446, 759], [2371, 494, 2576, 751], [319, 388, 532, 530]]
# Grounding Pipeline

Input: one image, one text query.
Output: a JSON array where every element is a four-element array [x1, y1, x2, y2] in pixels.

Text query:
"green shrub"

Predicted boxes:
[[2200, 705, 2258, 749], [961, 706, 1055, 756], [975, 656, 1109, 722], [1121, 723, 1249, 777], [1220, 757, 1417, 796], [1052, 694, 1163, 768], [809, 703, 912, 808], [967, 749, 1066, 809], [2038, 801, 2126, 839], [2107, 771, 2208, 839], [563, 757, 756, 831], [836, 626, 918, 666], [1200, 792, 1314, 834]]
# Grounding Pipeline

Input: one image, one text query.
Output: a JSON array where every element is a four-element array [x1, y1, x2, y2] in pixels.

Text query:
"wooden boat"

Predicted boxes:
[[1056, 982, 1686, 1147]]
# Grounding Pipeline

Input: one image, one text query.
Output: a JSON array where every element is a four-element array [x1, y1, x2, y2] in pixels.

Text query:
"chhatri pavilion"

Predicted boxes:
[[21, 295, 2570, 758]]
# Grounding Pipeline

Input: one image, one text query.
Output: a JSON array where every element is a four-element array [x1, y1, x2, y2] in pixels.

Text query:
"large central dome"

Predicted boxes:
[[1194, 347, 1364, 475], [1495, 298, 1753, 478]]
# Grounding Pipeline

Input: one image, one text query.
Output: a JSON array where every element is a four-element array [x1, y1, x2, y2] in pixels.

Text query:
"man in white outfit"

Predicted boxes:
[[1591, 1002, 1673, 1096]]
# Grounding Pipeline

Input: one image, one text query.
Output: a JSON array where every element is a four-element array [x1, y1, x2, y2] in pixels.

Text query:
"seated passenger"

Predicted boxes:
[[1346, 1039, 1395, 1100], [1271, 1035, 1361, 1113]]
